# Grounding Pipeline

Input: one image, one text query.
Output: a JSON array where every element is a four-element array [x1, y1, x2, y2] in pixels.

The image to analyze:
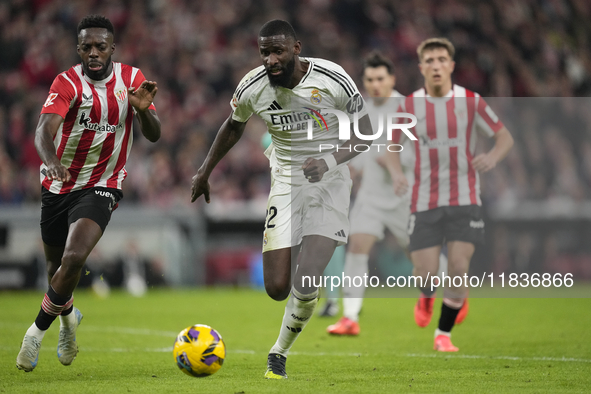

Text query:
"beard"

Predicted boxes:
[[83, 57, 112, 81], [266, 57, 296, 88]]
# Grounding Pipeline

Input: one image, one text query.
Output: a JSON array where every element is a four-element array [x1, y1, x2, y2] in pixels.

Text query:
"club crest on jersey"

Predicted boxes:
[[115, 88, 127, 103], [310, 89, 322, 105], [44, 93, 58, 108], [454, 108, 466, 120]]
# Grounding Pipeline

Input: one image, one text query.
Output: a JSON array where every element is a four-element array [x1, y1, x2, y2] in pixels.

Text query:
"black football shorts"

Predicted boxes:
[[408, 205, 485, 252], [40, 186, 123, 246]]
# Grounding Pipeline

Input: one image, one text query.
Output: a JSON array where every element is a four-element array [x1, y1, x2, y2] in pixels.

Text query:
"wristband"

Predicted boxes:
[[322, 154, 337, 170]]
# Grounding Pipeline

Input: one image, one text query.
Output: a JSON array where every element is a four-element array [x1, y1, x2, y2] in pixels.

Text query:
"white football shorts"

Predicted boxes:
[[262, 167, 352, 253], [348, 194, 410, 247]]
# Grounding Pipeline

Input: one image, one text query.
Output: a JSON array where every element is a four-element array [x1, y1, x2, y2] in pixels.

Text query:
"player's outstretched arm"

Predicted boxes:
[[191, 114, 247, 203], [472, 126, 514, 173], [34, 113, 71, 183], [303, 114, 374, 182], [383, 148, 408, 196], [129, 80, 161, 142]]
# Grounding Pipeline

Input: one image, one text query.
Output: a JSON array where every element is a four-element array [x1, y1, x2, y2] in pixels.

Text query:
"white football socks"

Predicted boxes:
[[269, 287, 318, 356], [435, 328, 451, 338], [25, 323, 46, 340], [342, 253, 369, 322], [59, 310, 77, 328]]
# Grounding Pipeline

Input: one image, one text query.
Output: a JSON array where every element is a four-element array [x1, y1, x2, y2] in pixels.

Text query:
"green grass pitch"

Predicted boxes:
[[1, 288, 590, 393]]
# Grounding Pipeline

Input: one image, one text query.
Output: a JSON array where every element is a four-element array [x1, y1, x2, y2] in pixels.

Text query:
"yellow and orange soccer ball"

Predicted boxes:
[[173, 324, 226, 377]]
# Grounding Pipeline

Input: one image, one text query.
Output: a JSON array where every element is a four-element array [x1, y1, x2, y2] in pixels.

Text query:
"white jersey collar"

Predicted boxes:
[[425, 85, 454, 102]]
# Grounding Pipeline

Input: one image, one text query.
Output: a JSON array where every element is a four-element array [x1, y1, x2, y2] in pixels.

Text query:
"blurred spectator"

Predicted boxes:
[[2, 0, 591, 281], [0, 0, 590, 210]]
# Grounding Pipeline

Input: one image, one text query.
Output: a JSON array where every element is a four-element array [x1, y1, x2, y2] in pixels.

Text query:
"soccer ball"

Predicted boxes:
[[173, 324, 226, 377]]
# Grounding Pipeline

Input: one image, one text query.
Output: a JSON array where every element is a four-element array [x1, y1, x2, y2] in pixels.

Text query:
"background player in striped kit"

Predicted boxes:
[[326, 52, 449, 336], [190, 20, 374, 379], [387, 38, 514, 352], [16, 15, 161, 372]]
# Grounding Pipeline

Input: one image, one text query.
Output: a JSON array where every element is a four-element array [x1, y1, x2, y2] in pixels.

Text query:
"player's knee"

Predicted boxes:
[[412, 265, 431, 280], [447, 257, 470, 276], [348, 239, 365, 254], [60, 250, 86, 272], [348, 235, 373, 255], [265, 281, 290, 301]]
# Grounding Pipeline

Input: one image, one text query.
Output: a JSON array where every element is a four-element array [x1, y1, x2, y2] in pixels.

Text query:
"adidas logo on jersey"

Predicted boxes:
[[267, 100, 283, 111], [335, 230, 346, 237]]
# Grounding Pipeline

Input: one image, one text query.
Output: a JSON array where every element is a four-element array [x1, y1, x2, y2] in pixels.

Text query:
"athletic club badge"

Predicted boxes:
[[310, 89, 322, 105], [454, 108, 467, 121], [115, 88, 127, 103]]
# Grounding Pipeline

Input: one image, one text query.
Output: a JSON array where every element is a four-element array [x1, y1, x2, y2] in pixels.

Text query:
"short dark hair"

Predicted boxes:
[[363, 51, 394, 75], [77, 15, 114, 36], [259, 19, 297, 41]]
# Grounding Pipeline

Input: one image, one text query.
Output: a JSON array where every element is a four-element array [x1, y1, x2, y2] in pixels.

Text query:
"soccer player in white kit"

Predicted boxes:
[[190, 20, 373, 379], [387, 38, 514, 352], [326, 52, 448, 336]]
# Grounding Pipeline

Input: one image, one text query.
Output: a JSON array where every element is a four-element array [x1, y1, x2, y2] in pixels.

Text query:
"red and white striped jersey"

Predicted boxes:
[[395, 85, 504, 213], [39, 62, 156, 194]]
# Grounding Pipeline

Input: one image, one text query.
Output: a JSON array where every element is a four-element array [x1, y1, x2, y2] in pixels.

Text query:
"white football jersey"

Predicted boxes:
[[355, 90, 413, 210], [231, 57, 368, 185]]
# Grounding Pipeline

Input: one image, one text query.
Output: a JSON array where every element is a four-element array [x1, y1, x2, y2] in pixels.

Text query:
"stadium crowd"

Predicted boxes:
[[1, 0, 591, 209]]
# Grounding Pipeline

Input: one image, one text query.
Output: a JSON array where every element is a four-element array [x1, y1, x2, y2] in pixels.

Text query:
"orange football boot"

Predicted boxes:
[[455, 299, 469, 324], [434, 335, 459, 352], [327, 317, 360, 336], [414, 295, 435, 327]]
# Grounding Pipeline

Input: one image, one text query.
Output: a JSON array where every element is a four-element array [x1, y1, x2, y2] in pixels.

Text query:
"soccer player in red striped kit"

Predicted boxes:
[[387, 38, 514, 352], [16, 15, 160, 371]]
